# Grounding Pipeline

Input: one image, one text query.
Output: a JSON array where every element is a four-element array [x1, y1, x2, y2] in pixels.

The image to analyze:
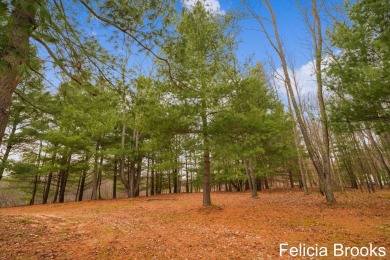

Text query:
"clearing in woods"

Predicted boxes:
[[0, 190, 389, 259]]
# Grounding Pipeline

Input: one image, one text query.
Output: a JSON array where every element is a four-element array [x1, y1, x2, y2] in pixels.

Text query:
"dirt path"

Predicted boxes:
[[0, 190, 389, 259]]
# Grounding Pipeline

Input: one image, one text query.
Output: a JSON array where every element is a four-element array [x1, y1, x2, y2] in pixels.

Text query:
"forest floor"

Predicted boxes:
[[0, 189, 389, 259]]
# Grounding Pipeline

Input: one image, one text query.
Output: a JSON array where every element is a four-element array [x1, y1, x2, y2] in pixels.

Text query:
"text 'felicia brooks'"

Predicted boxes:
[[280, 243, 387, 257]]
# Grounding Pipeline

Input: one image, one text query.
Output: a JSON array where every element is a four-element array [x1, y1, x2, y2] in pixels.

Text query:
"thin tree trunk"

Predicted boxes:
[[285, 83, 309, 194], [91, 140, 100, 200], [168, 170, 172, 194], [52, 172, 60, 203], [129, 162, 135, 198], [0, 113, 19, 180], [134, 158, 142, 197], [367, 131, 390, 188], [146, 156, 149, 197], [119, 118, 130, 195], [151, 156, 155, 196], [202, 103, 211, 206], [43, 173, 52, 204], [78, 152, 89, 201], [29, 175, 39, 205], [97, 152, 104, 199], [245, 0, 336, 203], [244, 160, 258, 198], [59, 152, 71, 203], [310, 0, 334, 202], [128, 129, 140, 198], [288, 170, 294, 188], [113, 158, 118, 199], [185, 151, 189, 193], [362, 132, 383, 189]]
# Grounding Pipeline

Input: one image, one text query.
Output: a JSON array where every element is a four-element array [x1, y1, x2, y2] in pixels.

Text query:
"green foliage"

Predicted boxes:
[[211, 64, 296, 181], [1, 1, 301, 203], [327, 0, 390, 133]]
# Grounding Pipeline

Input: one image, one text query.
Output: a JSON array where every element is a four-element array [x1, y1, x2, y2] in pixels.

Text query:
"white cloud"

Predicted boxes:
[[181, 0, 226, 15], [273, 56, 335, 107], [274, 60, 317, 99]]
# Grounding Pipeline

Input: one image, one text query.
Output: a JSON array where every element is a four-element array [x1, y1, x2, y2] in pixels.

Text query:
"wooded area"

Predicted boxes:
[[0, 0, 389, 209]]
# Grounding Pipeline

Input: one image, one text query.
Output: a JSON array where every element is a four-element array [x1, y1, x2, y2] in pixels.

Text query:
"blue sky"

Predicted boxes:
[[40, 0, 341, 97], [180, 0, 343, 97], [191, 0, 314, 67]]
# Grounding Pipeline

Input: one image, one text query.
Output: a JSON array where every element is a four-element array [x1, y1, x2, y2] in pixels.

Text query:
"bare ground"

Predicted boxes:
[[0, 189, 389, 259]]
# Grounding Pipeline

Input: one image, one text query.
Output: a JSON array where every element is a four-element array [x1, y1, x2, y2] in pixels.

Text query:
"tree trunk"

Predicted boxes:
[[0, 1, 39, 147], [91, 140, 100, 200], [367, 130, 390, 187], [29, 175, 39, 205], [202, 103, 211, 206], [173, 167, 178, 194], [52, 172, 60, 203], [78, 152, 89, 201], [113, 158, 118, 199], [362, 132, 383, 189], [151, 156, 155, 196], [43, 173, 52, 204], [0, 113, 19, 180], [129, 162, 135, 198], [119, 121, 130, 195], [244, 160, 258, 198], [185, 151, 189, 193], [168, 170, 172, 194], [134, 158, 142, 197], [128, 129, 140, 198], [288, 170, 294, 188], [146, 156, 149, 197], [245, 0, 336, 203], [59, 152, 71, 203], [78, 171, 86, 202], [97, 152, 104, 199]]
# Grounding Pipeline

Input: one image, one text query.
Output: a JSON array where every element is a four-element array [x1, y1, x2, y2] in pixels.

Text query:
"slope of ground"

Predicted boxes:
[[0, 189, 389, 259]]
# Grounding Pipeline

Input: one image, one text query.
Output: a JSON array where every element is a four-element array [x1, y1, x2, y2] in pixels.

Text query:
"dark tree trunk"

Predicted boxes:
[[52, 172, 60, 203], [43, 173, 52, 204], [151, 166, 155, 196], [185, 153, 189, 193], [75, 172, 81, 202], [59, 152, 71, 203], [230, 181, 240, 191], [168, 171, 172, 194], [257, 178, 263, 191], [173, 167, 178, 194], [113, 159, 118, 199], [288, 170, 294, 188], [78, 171, 86, 202], [29, 175, 39, 205], [78, 153, 89, 202], [264, 177, 270, 189], [58, 169, 68, 203]]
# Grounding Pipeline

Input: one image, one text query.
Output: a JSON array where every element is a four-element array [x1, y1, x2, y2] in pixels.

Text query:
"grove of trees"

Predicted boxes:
[[0, 0, 389, 207]]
